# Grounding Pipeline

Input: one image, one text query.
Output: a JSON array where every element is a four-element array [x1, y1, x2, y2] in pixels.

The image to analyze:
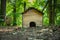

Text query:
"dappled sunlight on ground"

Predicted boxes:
[[0, 26, 60, 40]]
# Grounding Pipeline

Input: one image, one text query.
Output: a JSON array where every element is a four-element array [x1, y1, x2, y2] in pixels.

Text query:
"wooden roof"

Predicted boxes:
[[22, 7, 44, 15]]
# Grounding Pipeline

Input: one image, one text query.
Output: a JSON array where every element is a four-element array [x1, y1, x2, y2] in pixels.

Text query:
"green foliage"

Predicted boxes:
[[55, 0, 60, 25], [43, 7, 49, 25], [6, 0, 23, 26], [0, 0, 60, 26]]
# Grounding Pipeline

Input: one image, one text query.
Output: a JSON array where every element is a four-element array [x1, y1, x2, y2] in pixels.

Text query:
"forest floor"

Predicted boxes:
[[0, 26, 60, 40]]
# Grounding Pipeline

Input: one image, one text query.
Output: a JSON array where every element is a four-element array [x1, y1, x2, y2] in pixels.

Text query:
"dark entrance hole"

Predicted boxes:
[[30, 22, 36, 27]]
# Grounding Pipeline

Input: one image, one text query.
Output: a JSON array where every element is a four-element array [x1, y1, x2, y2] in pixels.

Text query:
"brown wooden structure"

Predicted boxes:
[[22, 7, 43, 28]]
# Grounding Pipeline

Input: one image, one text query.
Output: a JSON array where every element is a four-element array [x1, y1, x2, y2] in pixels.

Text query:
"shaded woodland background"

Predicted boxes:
[[0, 0, 60, 27], [0, 0, 60, 40]]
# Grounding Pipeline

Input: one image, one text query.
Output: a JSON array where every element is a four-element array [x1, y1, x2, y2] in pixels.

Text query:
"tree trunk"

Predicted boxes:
[[0, 0, 6, 24], [52, 0, 56, 25], [0, 0, 1, 13], [48, 0, 53, 26], [48, 0, 56, 26], [13, 0, 17, 26]]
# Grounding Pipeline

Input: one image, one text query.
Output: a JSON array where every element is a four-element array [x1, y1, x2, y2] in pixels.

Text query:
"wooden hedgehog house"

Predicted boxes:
[[22, 7, 43, 28]]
